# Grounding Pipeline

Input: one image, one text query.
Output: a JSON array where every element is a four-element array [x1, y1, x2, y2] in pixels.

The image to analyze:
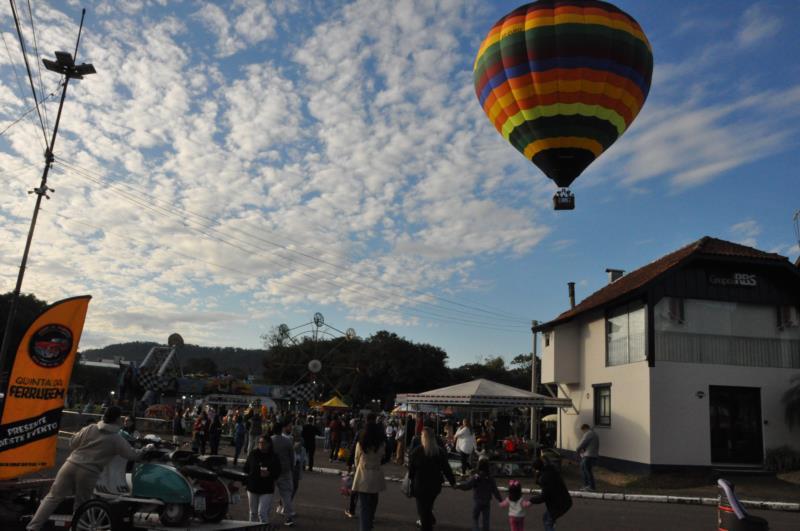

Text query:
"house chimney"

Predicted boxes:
[[568, 282, 575, 309], [606, 268, 625, 283]]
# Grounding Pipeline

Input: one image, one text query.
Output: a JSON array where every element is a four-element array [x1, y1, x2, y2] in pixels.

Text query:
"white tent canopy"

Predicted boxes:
[[396, 378, 572, 408]]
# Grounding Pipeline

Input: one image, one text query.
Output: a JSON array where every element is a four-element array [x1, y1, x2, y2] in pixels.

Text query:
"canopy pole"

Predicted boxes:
[[530, 320, 539, 443]]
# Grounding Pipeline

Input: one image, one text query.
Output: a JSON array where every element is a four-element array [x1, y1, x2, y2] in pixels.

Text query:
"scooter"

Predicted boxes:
[[93, 435, 239, 526]]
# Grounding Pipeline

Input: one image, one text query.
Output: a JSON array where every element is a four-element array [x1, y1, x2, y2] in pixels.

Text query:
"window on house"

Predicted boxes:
[[668, 297, 685, 324], [593, 384, 611, 426], [544, 331, 551, 347], [777, 305, 800, 330], [607, 302, 646, 366]]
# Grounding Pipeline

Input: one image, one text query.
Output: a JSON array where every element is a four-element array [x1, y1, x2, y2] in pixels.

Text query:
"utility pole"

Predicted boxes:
[[530, 319, 539, 442], [0, 10, 95, 409]]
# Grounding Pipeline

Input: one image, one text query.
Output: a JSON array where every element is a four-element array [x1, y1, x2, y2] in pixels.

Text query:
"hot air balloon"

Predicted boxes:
[[473, 0, 653, 210]]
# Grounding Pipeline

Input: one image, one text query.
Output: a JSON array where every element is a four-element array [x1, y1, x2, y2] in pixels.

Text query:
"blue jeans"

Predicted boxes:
[[581, 456, 596, 490], [358, 492, 379, 531], [472, 502, 490, 531], [543, 509, 556, 531]]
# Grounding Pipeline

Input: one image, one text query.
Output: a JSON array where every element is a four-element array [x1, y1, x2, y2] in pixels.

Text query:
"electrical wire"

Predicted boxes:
[[54, 160, 530, 330], [8, 0, 48, 146], [1, 29, 45, 151], [54, 105, 530, 323], [0, 85, 61, 137], [53, 157, 531, 325], [25, 0, 48, 131], [38, 205, 529, 334]]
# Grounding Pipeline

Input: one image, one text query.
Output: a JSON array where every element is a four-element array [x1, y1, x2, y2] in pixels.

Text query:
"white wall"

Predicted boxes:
[[556, 311, 652, 464], [650, 362, 800, 465], [542, 323, 580, 384]]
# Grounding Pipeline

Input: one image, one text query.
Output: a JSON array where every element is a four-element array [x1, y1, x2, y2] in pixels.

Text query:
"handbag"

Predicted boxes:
[[400, 472, 413, 498]]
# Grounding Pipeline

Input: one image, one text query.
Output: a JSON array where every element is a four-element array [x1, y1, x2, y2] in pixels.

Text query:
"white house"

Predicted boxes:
[[536, 237, 800, 471]]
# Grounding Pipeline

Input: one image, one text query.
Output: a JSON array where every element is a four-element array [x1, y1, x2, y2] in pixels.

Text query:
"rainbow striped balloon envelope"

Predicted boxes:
[[474, 0, 653, 191]]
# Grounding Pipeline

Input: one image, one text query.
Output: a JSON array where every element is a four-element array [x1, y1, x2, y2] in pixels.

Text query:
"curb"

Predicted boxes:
[[310, 465, 800, 513]]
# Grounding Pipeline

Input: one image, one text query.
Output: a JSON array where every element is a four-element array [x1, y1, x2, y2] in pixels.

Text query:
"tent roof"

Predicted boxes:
[[396, 378, 572, 408], [320, 396, 349, 408]]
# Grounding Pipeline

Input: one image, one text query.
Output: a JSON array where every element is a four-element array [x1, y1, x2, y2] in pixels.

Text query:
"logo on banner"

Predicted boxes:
[[28, 325, 73, 368]]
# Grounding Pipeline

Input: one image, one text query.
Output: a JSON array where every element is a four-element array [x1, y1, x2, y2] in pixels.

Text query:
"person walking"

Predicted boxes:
[[208, 411, 222, 455], [26, 407, 150, 530], [408, 427, 456, 531], [271, 421, 296, 526], [193, 410, 209, 455], [329, 415, 343, 461], [528, 458, 572, 531], [455, 457, 502, 531], [247, 402, 263, 455], [301, 415, 319, 472], [351, 414, 386, 531], [291, 441, 307, 500], [576, 423, 599, 491], [500, 480, 531, 531], [384, 421, 397, 463], [394, 422, 406, 465], [454, 419, 477, 475], [243, 435, 281, 524], [233, 415, 247, 466]]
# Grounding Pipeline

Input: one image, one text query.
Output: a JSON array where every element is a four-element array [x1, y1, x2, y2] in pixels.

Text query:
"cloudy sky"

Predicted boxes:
[[1, 1, 798, 367]]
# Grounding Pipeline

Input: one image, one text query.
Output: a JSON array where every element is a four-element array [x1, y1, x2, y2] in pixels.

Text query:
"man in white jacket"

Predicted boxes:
[[27, 406, 147, 530], [453, 419, 476, 475]]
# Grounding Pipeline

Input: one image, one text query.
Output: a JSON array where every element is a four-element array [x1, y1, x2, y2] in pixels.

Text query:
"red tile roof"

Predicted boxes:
[[538, 236, 790, 329]]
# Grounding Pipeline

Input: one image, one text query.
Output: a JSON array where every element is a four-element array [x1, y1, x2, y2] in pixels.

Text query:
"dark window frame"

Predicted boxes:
[[593, 383, 612, 427]]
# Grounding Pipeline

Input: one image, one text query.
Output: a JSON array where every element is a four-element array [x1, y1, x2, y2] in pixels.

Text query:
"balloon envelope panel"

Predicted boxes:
[[474, 0, 653, 188]]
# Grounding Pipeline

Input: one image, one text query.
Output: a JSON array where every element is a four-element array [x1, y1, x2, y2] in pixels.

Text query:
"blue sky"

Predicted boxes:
[[1, 1, 798, 368]]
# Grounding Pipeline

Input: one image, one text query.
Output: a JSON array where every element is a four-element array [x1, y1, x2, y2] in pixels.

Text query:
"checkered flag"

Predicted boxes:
[[286, 382, 317, 403], [136, 367, 172, 392]]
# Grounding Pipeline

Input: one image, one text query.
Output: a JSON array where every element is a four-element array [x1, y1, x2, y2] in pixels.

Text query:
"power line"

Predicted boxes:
[[1, 29, 45, 150], [0, 84, 61, 137], [57, 105, 530, 323], [52, 157, 531, 325], [37, 206, 529, 334], [8, 0, 48, 146], [54, 159, 530, 329], [25, 0, 49, 131]]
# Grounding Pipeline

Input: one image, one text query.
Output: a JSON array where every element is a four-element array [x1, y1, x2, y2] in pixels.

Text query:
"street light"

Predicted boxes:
[[0, 16, 97, 400]]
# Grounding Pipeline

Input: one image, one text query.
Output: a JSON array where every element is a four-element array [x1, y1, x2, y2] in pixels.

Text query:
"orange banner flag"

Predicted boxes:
[[0, 295, 91, 480]]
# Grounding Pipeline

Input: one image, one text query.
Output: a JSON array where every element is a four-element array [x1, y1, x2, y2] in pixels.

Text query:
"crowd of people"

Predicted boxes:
[[35, 400, 591, 531]]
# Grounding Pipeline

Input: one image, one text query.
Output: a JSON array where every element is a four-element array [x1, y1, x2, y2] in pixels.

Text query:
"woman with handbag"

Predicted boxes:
[[351, 414, 386, 531], [409, 427, 456, 531]]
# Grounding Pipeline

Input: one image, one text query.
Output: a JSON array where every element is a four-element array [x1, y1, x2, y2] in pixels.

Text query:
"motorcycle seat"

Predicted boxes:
[[180, 465, 218, 481], [218, 468, 247, 481], [197, 455, 229, 470]]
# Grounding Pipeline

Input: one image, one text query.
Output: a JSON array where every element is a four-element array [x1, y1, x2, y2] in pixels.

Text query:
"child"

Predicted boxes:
[[456, 457, 502, 531], [499, 480, 531, 531]]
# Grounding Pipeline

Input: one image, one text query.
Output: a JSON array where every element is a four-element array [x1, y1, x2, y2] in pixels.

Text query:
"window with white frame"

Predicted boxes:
[[606, 302, 646, 366]]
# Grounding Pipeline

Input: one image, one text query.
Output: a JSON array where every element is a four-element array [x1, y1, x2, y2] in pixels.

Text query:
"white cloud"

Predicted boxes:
[[737, 4, 781, 48], [730, 219, 761, 248]]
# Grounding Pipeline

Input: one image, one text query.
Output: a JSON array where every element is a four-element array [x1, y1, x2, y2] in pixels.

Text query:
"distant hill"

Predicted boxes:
[[80, 342, 267, 374]]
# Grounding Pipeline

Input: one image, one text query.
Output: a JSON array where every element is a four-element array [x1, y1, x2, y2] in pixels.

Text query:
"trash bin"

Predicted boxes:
[[717, 479, 768, 531]]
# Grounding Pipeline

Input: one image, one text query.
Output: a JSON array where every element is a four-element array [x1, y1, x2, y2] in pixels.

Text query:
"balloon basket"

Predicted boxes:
[[553, 189, 575, 210]]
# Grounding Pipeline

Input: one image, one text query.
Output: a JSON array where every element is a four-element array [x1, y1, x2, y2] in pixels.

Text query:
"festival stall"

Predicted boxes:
[[396, 378, 572, 477], [319, 396, 350, 411]]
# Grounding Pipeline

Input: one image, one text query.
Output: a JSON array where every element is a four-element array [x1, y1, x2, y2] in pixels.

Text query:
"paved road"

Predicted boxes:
[[35, 439, 800, 530]]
